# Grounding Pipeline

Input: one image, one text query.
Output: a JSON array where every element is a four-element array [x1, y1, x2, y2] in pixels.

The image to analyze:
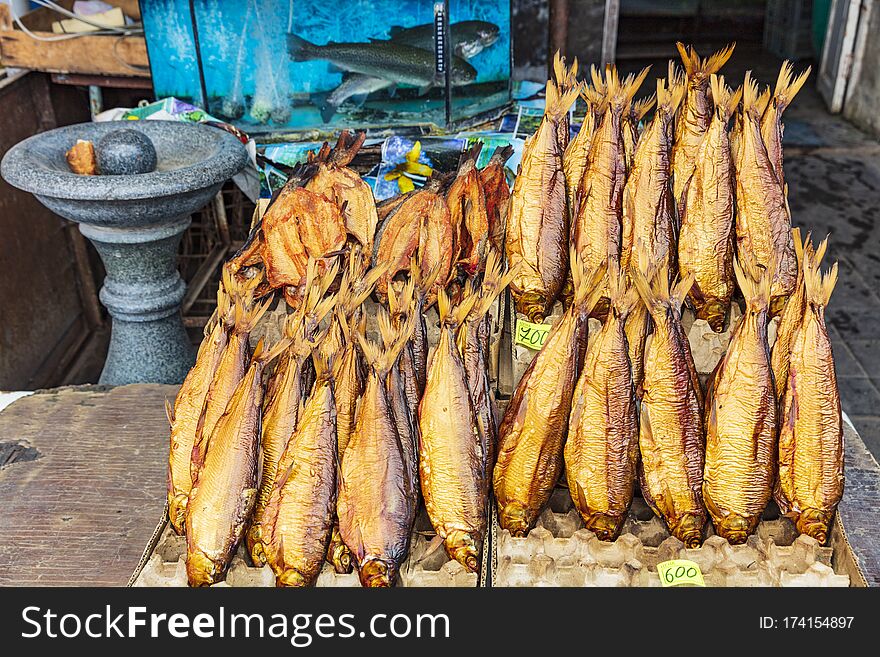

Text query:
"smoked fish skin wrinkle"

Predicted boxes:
[[735, 71, 798, 315], [263, 354, 338, 587], [506, 77, 579, 322], [703, 259, 777, 544], [678, 74, 741, 332], [631, 265, 706, 547], [671, 43, 735, 204], [419, 289, 485, 572], [775, 249, 843, 546], [337, 316, 417, 587], [494, 256, 605, 536], [167, 284, 232, 535], [565, 270, 640, 541]]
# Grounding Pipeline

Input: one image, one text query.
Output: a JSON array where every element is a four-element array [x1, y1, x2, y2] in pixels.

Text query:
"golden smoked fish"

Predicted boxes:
[[446, 142, 489, 276], [305, 130, 379, 259], [678, 74, 740, 332], [565, 268, 640, 541], [671, 43, 734, 204], [735, 72, 798, 314], [623, 95, 655, 175], [553, 52, 580, 153], [190, 276, 269, 484], [419, 289, 485, 571], [572, 65, 648, 316], [771, 231, 826, 400], [563, 98, 596, 223], [506, 76, 579, 322], [381, 310, 419, 495], [388, 279, 421, 425], [479, 145, 513, 255], [247, 272, 337, 566], [337, 316, 417, 587], [631, 265, 706, 547], [494, 255, 605, 536], [775, 248, 843, 545], [761, 62, 810, 188], [621, 77, 684, 278], [186, 339, 286, 586], [263, 349, 338, 587], [703, 259, 777, 544], [167, 284, 232, 535], [457, 253, 516, 471]]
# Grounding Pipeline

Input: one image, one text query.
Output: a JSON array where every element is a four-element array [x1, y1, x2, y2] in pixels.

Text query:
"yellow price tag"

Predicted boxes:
[[514, 318, 551, 350], [657, 559, 705, 587]]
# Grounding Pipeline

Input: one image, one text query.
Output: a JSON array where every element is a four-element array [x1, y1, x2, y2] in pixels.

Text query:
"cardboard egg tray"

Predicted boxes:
[[489, 488, 852, 587], [132, 507, 484, 588]]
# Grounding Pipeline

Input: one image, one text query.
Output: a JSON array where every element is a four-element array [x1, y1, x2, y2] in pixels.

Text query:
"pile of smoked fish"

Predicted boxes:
[[165, 42, 845, 588], [497, 46, 843, 551], [167, 131, 515, 586]]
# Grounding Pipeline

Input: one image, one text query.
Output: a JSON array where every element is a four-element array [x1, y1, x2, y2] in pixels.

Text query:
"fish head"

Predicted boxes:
[[450, 60, 478, 86], [445, 530, 481, 573], [796, 509, 833, 546], [717, 514, 752, 545], [329, 542, 353, 574], [359, 558, 397, 587], [499, 503, 533, 538], [589, 515, 624, 542], [168, 494, 189, 535], [456, 22, 500, 58], [277, 568, 310, 588], [247, 527, 268, 567], [186, 551, 224, 587], [673, 514, 705, 548]]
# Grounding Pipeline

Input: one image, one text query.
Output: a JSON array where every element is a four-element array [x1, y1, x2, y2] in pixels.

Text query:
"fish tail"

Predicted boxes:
[[474, 249, 519, 318], [803, 240, 838, 307], [330, 130, 366, 167], [774, 62, 811, 113], [287, 33, 317, 62], [741, 71, 764, 118], [458, 140, 483, 169], [614, 66, 650, 108], [553, 51, 579, 91], [631, 94, 656, 121], [391, 277, 416, 319], [412, 253, 442, 303], [608, 260, 639, 319], [313, 341, 334, 381], [488, 144, 514, 166], [358, 309, 413, 375], [703, 43, 736, 75], [571, 248, 608, 314], [544, 78, 580, 121], [709, 74, 740, 120], [733, 255, 771, 311], [678, 42, 735, 78], [235, 294, 272, 335]]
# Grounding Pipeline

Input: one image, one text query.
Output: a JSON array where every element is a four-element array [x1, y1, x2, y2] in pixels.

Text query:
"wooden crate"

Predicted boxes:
[[0, 1, 149, 79]]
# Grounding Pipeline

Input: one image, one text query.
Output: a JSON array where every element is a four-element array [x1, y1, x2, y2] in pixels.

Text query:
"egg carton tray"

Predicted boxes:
[[490, 488, 852, 587], [133, 507, 483, 588]]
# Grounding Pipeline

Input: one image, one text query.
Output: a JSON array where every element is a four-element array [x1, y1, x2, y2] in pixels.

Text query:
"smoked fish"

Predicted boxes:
[[703, 258, 777, 544], [775, 248, 843, 545], [446, 142, 489, 276], [337, 315, 417, 587], [305, 131, 379, 259], [735, 71, 798, 315], [565, 267, 640, 541], [186, 338, 287, 586], [167, 284, 233, 535], [506, 76, 579, 322], [419, 288, 485, 571], [263, 349, 338, 587], [631, 264, 706, 547], [678, 74, 740, 331], [771, 231, 826, 401], [493, 255, 605, 536], [623, 95, 656, 175], [572, 65, 648, 317], [479, 145, 513, 255], [671, 43, 735, 204], [553, 52, 580, 152], [761, 62, 810, 189], [621, 76, 684, 278]]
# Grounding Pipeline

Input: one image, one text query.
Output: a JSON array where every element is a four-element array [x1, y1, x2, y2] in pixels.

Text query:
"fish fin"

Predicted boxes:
[[388, 276, 416, 320], [741, 71, 766, 118], [330, 130, 366, 167], [287, 34, 317, 62], [418, 84, 432, 96], [544, 78, 580, 121], [458, 140, 484, 168], [631, 94, 655, 121], [677, 42, 735, 78], [614, 66, 650, 108], [671, 273, 695, 309], [570, 248, 608, 314], [733, 255, 771, 311], [803, 245, 838, 307], [773, 62, 811, 114], [608, 260, 640, 320], [164, 398, 174, 427], [813, 233, 829, 266], [422, 534, 446, 560], [473, 249, 520, 318], [313, 343, 333, 381], [318, 96, 337, 123], [487, 144, 514, 166], [709, 74, 740, 120], [388, 25, 405, 38]]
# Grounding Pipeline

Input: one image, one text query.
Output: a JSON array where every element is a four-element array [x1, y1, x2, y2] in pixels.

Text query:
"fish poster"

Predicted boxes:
[[141, 0, 512, 133]]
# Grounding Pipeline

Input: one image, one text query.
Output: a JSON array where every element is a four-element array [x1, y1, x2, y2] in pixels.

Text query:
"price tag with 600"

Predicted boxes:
[[515, 318, 551, 350], [657, 559, 705, 587]]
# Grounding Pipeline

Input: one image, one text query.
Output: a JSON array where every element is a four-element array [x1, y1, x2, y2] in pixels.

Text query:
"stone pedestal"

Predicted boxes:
[[80, 217, 194, 384]]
